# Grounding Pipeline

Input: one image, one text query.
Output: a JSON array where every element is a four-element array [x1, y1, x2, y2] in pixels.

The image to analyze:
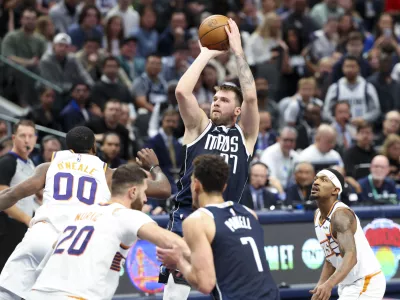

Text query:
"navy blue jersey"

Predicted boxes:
[[176, 121, 250, 205], [203, 202, 279, 300]]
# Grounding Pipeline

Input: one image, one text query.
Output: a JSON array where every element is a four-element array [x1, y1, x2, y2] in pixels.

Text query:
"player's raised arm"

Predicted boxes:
[[0, 163, 49, 211], [225, 19, 259, 152], [311, 209, 357, 300], [175, 43, 222, 138]]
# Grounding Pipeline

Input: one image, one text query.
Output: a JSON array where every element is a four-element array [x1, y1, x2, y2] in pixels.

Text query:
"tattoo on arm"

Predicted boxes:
[[235, 54, 255, 91]]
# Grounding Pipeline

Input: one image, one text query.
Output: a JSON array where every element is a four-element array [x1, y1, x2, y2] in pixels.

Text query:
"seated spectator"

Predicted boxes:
[[255, 78, 279, 128], [381, 134, 400, 184], [314, 56, 335, 100], [295, 102, 323, 150], [285, 162, 315, 209], [144, 110, 182, 194], [103, 15, 124, 56], [297, 124, 344, 169], [35, 16, 55, 54], [161, 44, 190, 82], [284, 77, 323, 127], [324, 56, 381, 124], [25, 87, 62, 141], [331, 165, 361, 206], [60, 83, 93, 132], [254, 111, 277, 159], [358, 155, 398, 204], [31, 135, 62, 166], [1, 8, 47, 106], [49, 0, 79, 34], [67, 5, 103, 51], [75, 38, 105, 81], [343, 121, 377, 179], [310, 0, 344, 28], [375, 110, 400, 147], [330, 100, 356, 155], [260, 126, 299, 188], [240, 162, 278, 211], [91, 56, 133, 110], [106, 0, 140, 37], [118, 37, 145, 82], [39, 33, 94, 95], [85, 99, 130, 159], [98, 132, 126, 168]]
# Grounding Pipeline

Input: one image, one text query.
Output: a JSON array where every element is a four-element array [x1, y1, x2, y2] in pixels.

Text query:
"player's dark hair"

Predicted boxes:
[[215, 83, 244, 106], [111, 163, 147, 196], [66, 126, 95, 154], [193, 154, 229, 194], [326, 168, 345, 193], [13, 119, 36, 134]]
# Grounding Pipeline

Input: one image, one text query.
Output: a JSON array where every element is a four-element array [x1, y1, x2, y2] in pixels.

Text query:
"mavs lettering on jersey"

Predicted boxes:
[[175, 121, 250, 208], [203, 202, 279, 300]]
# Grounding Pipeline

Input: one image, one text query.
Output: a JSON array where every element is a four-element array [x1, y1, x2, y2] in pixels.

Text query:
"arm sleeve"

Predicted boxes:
[[0, 155, 17, 186], [115, 209, 156, 246], [364, 83, 381, 122]]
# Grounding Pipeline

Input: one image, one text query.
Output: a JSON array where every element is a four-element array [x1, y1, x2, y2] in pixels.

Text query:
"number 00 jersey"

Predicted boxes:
[[200, 202, 279, 300], [314, 201, 381, 285], [176, 121, 251, 208], [30, 203, 155, 300], [31, 150, 111, 231]]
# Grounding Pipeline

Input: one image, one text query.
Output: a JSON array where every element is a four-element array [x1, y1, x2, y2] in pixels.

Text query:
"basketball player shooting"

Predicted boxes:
[[310, 168, 385, 300], [161, 18, 259, 300]]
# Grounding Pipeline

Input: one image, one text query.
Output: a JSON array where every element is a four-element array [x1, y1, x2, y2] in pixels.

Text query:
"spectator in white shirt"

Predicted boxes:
[[297, 124, 344, 168], [106, 0, 139, 37], [260, 126, 299, 188]]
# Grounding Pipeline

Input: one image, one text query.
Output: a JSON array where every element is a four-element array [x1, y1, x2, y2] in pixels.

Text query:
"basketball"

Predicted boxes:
[[198, 15, 230, 51]]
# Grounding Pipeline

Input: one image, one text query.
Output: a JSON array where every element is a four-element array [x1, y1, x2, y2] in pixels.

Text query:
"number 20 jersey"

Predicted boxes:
[[176, 121, 251, 207], [31, 150, 111, 231]]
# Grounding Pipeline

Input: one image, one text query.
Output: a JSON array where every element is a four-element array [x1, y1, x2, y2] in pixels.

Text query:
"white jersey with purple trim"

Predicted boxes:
[[314, 201, 381, 286], [31, 150, 111, 232], [30, 203, 155, 300]]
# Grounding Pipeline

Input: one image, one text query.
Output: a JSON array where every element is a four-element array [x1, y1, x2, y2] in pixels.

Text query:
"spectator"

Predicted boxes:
[[98, 132, 126, 168], [255, 77, 279, 128], [39, 33, 94, 95], [295, 102, 323, 150], [49, 0, 79, 33], [381, 134, 400, 184], [157, 11, 191, 57], [355, 0, 383, 32], [130, 6, 159, 58], [118, 37, 145, 82], [75, 37, 105, 81], [358, 155, 398, 204], [331, 165, 361, 206], [375, 111, 400, 146], [331, 100, 356, 154], [0, 137, 13, 157], [284, 77, 323, 127], [372, 13, 400, 52], [132, 54, 168, 113], [310, 0, 344, 28], [161, 44, 190, 82], [106, 0, 140, 37], [144, 109, 182, 194], [0, 121, 8, 139], [201, 64, 220, 99], [67, 5, 102, 51], [336, 13, 358, 53], [35, 16, 56, 54], [260, 126, 299, 188], [0, 120, 37, 272], [285, 162, 315, 209], [324, 56, 381, 124], [31, 135, 62, 166], [332, 32, 372, 82], [297, 124, 344, 169], [343, 121, 377, 179], [91, 56, 133, 110], [103, 15, 124, 56], [254, 111, 277, 159], [1, 8, 47, 106], [25, 87, 62, 141], [314, 56, 335, 100], [241, 162, 278, 211], [85, 99, 130, 159], [59, 83, 93, 132], [119, 103, 139, 153]]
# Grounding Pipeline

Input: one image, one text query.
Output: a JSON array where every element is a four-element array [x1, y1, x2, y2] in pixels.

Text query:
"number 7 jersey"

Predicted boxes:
[[31, 150, 111, 232]]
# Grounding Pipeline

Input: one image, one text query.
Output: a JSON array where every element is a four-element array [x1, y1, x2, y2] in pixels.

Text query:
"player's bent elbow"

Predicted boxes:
[[175, 88, 190, 101], [197, 276, 216, 294]]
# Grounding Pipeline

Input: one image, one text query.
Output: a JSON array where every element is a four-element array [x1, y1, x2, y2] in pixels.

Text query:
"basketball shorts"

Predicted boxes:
[[0, 222, 58, 299], [338, 271, 386, 300]]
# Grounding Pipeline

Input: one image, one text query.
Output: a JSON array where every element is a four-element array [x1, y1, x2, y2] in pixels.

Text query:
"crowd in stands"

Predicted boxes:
[[0, 0, 399, 215]]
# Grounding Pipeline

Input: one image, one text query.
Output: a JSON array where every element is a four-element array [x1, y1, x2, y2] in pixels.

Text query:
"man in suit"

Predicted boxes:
[[144, 109, 182, 194], [241, 162, 277, 211]]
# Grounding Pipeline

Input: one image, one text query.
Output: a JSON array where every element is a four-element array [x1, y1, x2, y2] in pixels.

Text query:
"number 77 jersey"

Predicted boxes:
[[32, 150, 111, 232]]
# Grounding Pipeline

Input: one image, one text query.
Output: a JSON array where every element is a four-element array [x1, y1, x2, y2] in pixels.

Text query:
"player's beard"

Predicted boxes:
[[131, 197, 144, 211], [210, 111, 234, 126]]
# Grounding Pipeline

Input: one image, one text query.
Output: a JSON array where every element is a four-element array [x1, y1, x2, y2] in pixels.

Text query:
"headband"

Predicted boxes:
[[316, 169, 342, 195]]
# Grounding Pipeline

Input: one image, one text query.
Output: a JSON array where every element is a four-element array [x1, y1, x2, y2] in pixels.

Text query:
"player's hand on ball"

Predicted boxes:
[[309, 282, 333, 300], [199, 41, 226, 59], [136, 148, 159, 171], [224, 18, 243, 56]]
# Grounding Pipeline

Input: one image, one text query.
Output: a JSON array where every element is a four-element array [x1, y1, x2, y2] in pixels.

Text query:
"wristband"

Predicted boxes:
[[149, 165, 160, 173]]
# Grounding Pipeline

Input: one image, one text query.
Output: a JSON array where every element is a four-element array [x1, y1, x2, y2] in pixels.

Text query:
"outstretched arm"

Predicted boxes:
[[226, 19, 259, 153], [0, 163, 49, 211]]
